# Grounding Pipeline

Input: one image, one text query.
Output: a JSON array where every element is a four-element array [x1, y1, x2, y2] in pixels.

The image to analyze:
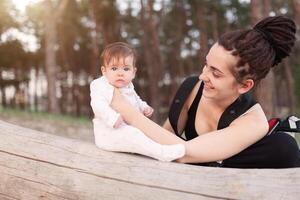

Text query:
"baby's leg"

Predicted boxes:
[[99, 125, 185, 162]]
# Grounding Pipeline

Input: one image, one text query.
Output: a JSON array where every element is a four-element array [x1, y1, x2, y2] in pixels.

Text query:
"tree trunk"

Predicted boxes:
[[263, 0, 271, 16], [90, 0, 120, 46], [283, 59, 295, 113], [293, 0, 300, 25], [0, 120, 300, 200], [44, 0, 69, 114], [169, 0, 186, 103], [34, 65, 39, 112], [251, 0, 276, 118], [196, 2, 208, 70], [292, 0, 300, 54], [0, 71, 6, 107], [88, 4, 100, 78], [211, 10, 219, 42], [140, 0, 163, 122], [250, 0, 263, 25], [44, 0, 58, 113]]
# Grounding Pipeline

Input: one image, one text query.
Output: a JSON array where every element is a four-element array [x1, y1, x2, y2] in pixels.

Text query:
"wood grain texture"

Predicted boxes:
[[0, 120, 299, 200]]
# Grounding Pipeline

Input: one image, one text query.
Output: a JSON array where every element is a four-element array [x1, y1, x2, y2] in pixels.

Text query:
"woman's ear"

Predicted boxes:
[[238, 79, 254, 94], [101, 66, 106, 75]]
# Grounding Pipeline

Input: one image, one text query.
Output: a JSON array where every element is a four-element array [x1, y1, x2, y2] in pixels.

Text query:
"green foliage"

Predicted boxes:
[[0, 40, 25, 68], [0, 0, 17, 34]]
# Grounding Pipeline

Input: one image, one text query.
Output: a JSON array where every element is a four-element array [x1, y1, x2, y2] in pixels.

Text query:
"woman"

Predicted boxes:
[[111, 16, 300, 168]]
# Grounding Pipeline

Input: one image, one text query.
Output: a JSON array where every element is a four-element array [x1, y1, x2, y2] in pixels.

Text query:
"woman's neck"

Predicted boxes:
[[202, 94, 239, 113]]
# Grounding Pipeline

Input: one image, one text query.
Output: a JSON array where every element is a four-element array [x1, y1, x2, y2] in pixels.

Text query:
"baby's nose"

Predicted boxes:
[[117, 70, 124, 75]]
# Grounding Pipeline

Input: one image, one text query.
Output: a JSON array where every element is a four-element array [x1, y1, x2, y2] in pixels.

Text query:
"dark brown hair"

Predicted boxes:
[[218, 16, 296, 83], [101, 42, 137, 67]]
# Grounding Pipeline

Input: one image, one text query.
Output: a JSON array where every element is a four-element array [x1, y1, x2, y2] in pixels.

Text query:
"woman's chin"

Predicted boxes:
[[202, 89, 215, 98]]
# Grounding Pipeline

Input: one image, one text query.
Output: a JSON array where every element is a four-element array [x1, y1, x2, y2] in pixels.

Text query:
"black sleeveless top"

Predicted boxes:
[[168, 76, 257, 140], [185, 81, 204, 140]]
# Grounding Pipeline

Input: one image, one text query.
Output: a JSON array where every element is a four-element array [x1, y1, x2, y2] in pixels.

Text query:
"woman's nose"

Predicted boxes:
[[199, 67, 208, 81]]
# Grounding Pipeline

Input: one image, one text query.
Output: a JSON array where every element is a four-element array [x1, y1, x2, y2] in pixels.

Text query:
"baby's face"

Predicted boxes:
[[101, 56, 136, 88]]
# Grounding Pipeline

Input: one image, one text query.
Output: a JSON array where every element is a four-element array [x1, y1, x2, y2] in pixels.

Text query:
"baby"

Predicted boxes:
[[90, 42, 185, 161]]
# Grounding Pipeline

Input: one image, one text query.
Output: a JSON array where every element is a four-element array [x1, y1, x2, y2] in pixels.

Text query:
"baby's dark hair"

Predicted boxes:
[[101, 42, 137, 67], [218, 15, 296, 83]]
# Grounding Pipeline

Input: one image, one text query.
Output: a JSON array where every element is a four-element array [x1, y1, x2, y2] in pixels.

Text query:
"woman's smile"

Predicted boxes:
[[203, 83, 214, 90]]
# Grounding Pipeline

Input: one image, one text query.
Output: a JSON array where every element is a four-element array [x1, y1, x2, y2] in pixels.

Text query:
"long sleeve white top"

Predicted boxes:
[[90, 76, 149, 128]]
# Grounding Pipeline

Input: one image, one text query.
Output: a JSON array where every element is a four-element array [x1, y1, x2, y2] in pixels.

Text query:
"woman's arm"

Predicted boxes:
[[178, 106, 269, 163], [111, 89, 269, 163], [111, 89, 184, 145], [162, 119, 175, 134], [90, 81, 120, 128]]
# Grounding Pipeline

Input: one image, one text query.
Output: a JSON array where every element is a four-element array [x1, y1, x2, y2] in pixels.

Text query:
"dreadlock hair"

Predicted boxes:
[[218, 15, 296, 84]]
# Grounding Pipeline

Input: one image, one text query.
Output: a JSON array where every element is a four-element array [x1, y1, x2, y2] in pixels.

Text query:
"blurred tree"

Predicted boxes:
[[25, 2, 47, 111], [140, 0, 164, 122], [0, 0, 19, 107], [195, 0, 208, 67], [162, 0, 187, 101], [0, 0, 17, 35], [44, 0, 69, 113], [90, 0, 120, 45], [292, 0, 300, 112], [250, 0, 277, 118], [0, 40, 26, 107], [1, 0, 299, 119], [88, 0, 100, 79], [56, 0, 91, 116]]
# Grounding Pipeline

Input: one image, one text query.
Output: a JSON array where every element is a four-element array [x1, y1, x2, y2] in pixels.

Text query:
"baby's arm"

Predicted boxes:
[[90, 81, 122, 128]]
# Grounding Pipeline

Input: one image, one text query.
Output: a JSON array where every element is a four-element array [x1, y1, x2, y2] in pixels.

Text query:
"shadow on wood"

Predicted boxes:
[[0, 120, 299, 200]]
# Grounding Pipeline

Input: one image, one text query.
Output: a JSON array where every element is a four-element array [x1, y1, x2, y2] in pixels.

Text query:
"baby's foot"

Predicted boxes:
[[159, 144, 185, 162]]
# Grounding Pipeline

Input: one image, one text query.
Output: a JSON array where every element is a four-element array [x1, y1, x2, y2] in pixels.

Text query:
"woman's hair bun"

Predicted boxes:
[[253, 15, 296, 66]]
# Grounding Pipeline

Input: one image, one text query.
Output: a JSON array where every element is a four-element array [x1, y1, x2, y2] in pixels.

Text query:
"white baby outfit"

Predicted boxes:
[[90, 76, 185, 161]]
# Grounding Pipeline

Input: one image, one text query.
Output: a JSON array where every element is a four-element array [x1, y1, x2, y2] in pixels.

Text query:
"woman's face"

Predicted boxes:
[[199, 43, 244, 101]]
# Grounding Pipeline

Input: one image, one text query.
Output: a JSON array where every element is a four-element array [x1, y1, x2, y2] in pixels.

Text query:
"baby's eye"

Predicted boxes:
[[111, 67, 118, 71], [124, 67, 131, 71]]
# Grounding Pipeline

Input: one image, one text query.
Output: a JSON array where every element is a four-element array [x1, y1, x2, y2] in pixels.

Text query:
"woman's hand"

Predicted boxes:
[[113, 115, 124, 128], [111, 88, 134, 116], [111, 88, 124, 112]]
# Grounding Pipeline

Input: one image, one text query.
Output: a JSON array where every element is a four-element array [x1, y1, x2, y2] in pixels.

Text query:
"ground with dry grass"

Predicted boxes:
[[0, 107, 94, 143]]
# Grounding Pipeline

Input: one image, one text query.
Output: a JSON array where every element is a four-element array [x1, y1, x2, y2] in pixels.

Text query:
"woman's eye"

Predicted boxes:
[[212, 71, 221, 78]]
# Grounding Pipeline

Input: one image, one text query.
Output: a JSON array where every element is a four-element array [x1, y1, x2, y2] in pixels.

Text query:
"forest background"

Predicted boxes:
[[0, 0, 300, 128]]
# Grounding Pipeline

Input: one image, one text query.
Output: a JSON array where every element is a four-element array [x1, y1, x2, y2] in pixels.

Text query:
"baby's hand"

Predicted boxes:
[[113, 115, 124, 128], [143, 106, 154, 118]]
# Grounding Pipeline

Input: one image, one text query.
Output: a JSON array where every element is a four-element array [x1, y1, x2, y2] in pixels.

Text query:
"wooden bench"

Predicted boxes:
[[0, 120, 299, 200]]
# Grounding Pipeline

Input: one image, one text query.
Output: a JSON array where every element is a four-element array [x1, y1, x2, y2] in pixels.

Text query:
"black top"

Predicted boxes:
[[185, 82, 204, 140], [168, 76, 257, 140]]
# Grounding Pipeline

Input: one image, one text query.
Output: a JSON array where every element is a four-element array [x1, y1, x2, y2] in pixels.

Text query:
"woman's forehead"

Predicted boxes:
[[206, 43, 238, 72]]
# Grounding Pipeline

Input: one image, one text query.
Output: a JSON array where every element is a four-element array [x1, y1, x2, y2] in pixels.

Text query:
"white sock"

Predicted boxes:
[[96, 125, 185, 161], [159, 144, 185, 162]]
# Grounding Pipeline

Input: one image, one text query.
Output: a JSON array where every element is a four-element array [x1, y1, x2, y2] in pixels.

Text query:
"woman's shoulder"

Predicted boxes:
[[240, 103, 263, 116], [231, 103, 269, 133]]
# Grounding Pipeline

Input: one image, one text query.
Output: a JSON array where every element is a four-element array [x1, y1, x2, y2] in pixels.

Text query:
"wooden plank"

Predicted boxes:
[[0, 120, 299, 200]]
